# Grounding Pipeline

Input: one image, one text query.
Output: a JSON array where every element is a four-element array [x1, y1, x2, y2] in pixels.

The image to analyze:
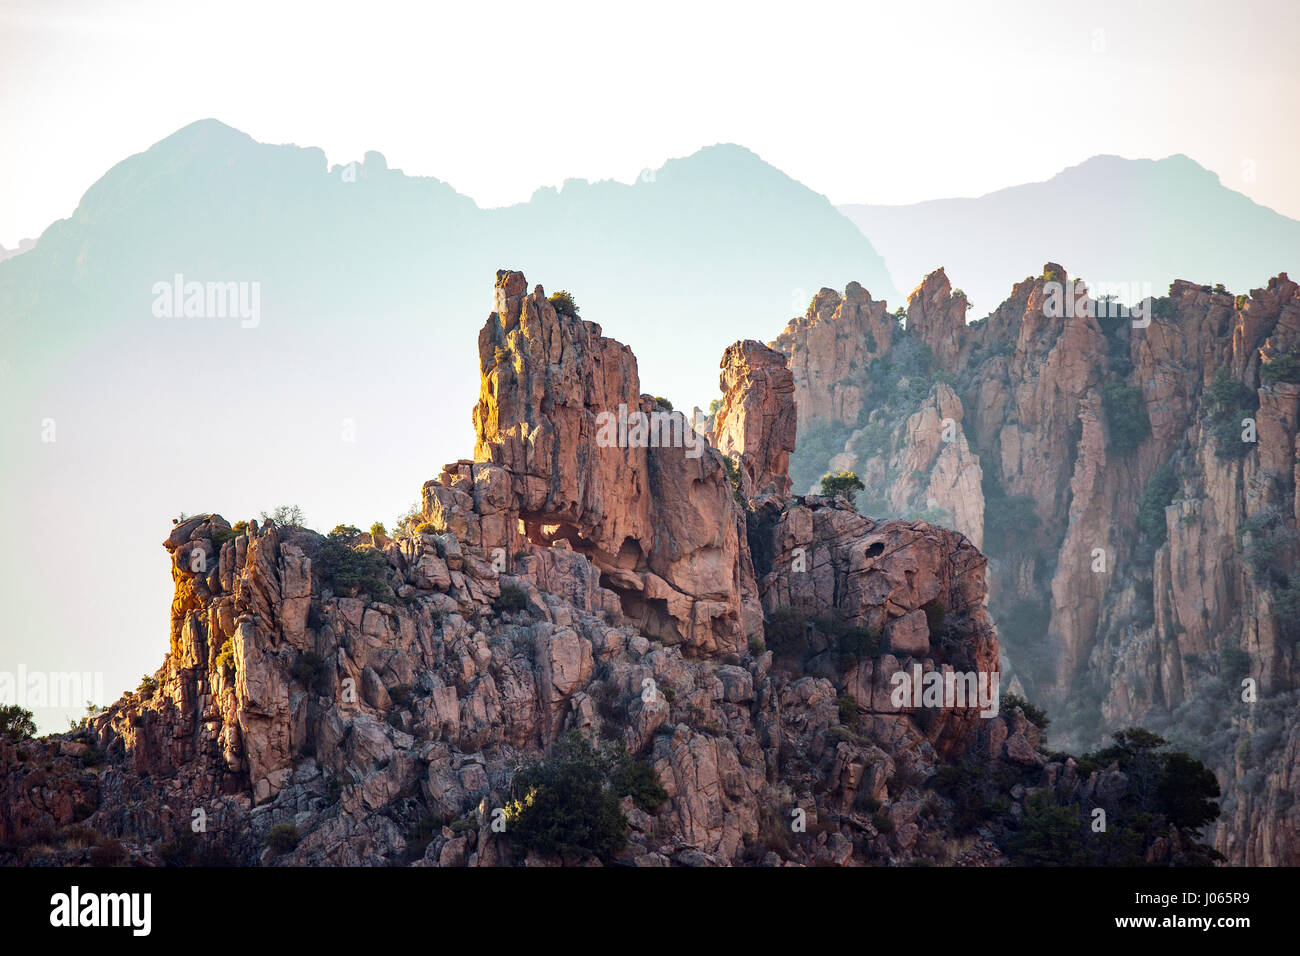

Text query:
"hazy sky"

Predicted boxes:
[[2, 0, 1299, 248]]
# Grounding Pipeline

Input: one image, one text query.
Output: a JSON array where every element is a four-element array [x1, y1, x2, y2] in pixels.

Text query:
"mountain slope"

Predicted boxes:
[[778, 263, 1300, 864]]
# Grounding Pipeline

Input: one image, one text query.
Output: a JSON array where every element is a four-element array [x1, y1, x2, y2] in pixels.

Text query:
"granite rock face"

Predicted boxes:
[[470, 270, 747, 657], [710, 339, 797, 499], [755, 495, 998, 758], [1, 271, 1013, 869], [775, 283, 897, 433], [781, 263, 1300, 865]]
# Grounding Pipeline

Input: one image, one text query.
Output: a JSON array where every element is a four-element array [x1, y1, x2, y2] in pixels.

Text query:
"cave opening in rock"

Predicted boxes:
[[519, 518, 657, 626], [518, 515, 589, 552]]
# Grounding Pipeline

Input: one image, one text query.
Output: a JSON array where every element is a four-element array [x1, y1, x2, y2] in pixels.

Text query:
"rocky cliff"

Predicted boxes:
[[780, 263, 1300, 865], [3, 271, 1081, 868], [709, 340, 798, 500]]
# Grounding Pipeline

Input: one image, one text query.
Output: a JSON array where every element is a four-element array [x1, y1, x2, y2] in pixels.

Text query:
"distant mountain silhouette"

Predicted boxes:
[[0, 238, 34, 264], [0, 119, 894, 730], [840, 154, 1300, 314]]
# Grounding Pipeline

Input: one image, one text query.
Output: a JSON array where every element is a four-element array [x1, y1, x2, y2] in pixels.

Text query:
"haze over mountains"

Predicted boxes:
[[841, 154, 1300, 316], [3, 119, 1298, 733], [0, 119, 892, 731]]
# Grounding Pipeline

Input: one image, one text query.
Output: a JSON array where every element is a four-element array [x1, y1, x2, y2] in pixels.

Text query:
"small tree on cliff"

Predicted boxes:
[[0, 705, 37, 742], [260, 504, 305, 529], [1101, 382, 1150, 454], [548, 290, 579, 318], [393, 502, 421, 538], [505, 731, 628, 863], [821, 470, 865, 509]]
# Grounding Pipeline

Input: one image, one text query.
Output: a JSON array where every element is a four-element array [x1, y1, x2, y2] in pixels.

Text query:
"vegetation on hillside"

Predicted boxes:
[[1204, 366, 1259, 460], [936, 727, 1222, 866], [548, 290, 579, 318], [0, 705, 36, 743], [1136, 461, 1179, 545], [504, 731, 664, 863], [1102, 382, 1150, 454], [820, 470, 864, 508]]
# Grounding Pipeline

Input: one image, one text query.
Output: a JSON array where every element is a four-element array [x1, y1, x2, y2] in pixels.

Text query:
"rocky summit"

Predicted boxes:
[[781, 264, 1300, 866], [0, 270, 1231, 868]]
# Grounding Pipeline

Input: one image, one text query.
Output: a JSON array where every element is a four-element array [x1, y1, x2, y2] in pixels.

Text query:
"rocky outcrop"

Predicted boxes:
[[709, 339, 797, 499], [814, 383, 985, 548], [775, 283, 897, 432], [907, 268, 972, 370], [782, 260, 1300, 865], [469, 270, 749, 656], [755, 495, 998, 757], [1, 270, 1016, 869]]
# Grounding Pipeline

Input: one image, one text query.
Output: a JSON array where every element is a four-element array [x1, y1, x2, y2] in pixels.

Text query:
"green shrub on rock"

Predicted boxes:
[[504, 731, 629, 862], [1001, 692, 1050, 729], [0, 705, 36, 743], [820, 470, 865, 508], [1137, 461, 1179, 543], [315, 536, 395, 603], [493, 584, 529, 614], [609, 746, 668, 813], [1261, 343, 1300, 386], [765, 607, 807, 657], [291, 651, 326, 689], [548, 290, 579, 318], [265, 824, 300, 854], [1102, 382, 1150, 454], [1205, 366, 1258, 460]]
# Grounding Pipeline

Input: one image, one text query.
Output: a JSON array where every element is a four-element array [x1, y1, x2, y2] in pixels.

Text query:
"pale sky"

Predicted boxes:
[[2, 0, 1298, 249]]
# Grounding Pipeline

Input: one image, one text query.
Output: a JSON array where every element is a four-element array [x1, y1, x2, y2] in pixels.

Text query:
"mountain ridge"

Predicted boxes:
[[777, 261, 1300, 865], [840, 153, 1300, 318]]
